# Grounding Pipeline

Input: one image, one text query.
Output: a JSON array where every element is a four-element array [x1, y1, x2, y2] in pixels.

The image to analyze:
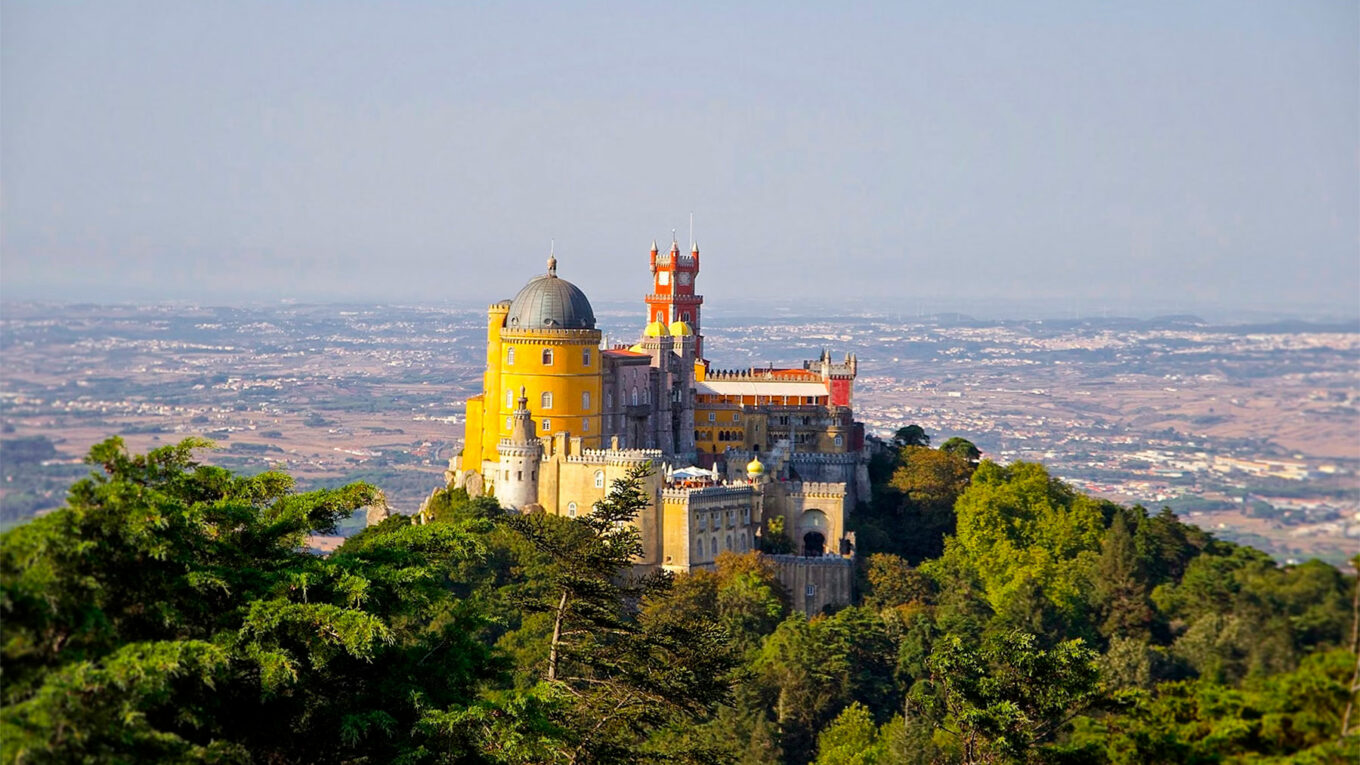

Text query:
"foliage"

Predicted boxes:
[[892, 425, 931, 448], [3, 427, 1356, 764], [924, 631, 1101, 763]]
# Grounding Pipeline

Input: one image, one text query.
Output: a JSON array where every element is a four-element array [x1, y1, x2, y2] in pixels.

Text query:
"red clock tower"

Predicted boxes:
[[646, 238, 705, 359]]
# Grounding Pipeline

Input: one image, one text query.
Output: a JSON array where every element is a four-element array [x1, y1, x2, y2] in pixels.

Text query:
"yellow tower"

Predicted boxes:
[[460, 255, 603, 485]]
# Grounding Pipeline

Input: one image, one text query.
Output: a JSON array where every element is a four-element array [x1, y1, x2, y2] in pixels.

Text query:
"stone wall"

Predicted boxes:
[[766, 554, 854, 615]]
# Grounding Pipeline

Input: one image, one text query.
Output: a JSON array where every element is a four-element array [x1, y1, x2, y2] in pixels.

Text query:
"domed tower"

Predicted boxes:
[[455, 253, 605, 496], [497, 254, 603, 448], [496, 387, 541, 511]]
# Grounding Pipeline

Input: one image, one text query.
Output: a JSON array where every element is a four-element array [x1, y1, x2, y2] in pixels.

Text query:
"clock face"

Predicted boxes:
[[678, 272, 692, 286]]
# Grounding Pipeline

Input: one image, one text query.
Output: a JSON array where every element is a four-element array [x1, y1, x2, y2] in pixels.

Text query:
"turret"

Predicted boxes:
[[496, 387, 542, 511]]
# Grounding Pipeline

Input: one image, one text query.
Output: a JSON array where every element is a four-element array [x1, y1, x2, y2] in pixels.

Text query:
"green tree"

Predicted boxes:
[[815, 702, 887, 765], [0, 437, 510, 763], [1094, 511, 1155, 640], [939, 437, 982, 464], [501, 462, 737, 763], [927, 461, 1106, 638], [892, 425, 930, 448], [926, 631, 1100, 763]]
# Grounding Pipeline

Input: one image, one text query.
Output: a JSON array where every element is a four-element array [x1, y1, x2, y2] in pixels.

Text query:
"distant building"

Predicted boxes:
[[444, 238, 866, 613]]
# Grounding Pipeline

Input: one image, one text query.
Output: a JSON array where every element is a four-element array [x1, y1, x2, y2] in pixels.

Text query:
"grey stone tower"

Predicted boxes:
[[496, 388, 541, 511]]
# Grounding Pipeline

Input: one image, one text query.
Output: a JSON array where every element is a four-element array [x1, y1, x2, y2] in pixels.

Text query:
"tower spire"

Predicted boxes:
[[547, 240, 557, 277]]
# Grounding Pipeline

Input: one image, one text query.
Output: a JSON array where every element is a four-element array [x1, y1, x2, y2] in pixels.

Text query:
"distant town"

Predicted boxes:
[[1, 302, 1355, 563]]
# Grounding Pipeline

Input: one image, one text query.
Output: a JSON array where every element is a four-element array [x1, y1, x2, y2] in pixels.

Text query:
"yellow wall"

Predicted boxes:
[[463, 394, 485, 468], [498, 332, 602, 449]]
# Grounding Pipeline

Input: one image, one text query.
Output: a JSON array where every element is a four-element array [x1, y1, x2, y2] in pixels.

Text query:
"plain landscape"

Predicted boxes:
[[3, 300, 1355, 563]]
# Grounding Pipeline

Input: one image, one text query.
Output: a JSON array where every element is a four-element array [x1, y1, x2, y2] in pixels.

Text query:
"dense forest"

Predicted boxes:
[[1, 432, 1356, 763]]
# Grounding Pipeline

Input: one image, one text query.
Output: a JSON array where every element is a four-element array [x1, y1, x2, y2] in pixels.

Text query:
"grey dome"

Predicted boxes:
[[505, 261, 596, 330]]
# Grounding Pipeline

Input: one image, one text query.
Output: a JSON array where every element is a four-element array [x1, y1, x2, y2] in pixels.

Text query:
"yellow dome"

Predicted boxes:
[[746, 457, 765, 476], [668, 320, 693, 336], [643, 320, 670, 337], [628, 343, 647, 353]]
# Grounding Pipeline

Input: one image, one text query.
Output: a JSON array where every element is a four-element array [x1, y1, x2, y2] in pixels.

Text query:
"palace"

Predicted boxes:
[[445, 238, 867, 613]]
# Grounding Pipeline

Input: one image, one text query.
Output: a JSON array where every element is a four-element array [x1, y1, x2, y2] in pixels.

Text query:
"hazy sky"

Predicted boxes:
[[3, 1, 1357, 318]]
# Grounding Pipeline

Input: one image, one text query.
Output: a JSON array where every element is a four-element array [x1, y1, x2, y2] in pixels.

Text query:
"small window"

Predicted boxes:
[[542, 348, 553, 366], [708, 412, 716, 422], [506, 389, 514, 407], [696, 538, 704, 556], [642, 389, 649, 404], [517, 471, 522, 480], [506, 347, 515, 365], [582, 391, 590, 409], [505, 417, 512, 429], [805, 584, 816, 598], [606, 391, 613, 407], [834, 435, 844, 447], [739, 534, 748, 551], [733, 412, 740, 422], [582, 418, 589, 433], [594, 471, 604, 488], [697, 514, 706, 531], [541, 392, 553, 409], [542, 418, 551, 431], [631, 388, 639, 406], [682, 311, 691, 322], [567, 502, 577, 518], [582, 348, 591, 366], [726, 534, 732, 550]]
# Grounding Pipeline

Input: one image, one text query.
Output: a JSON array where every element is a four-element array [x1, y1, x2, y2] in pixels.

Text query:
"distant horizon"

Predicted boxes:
[[3, 294, 1357, 328]]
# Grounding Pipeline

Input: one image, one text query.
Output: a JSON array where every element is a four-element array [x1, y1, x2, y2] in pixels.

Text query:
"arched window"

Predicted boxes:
[[541, 391, 553, 409], [711, 536, 719, 556], [582, 348, 591, 366], [682, 311, 691, 322], [606, 391, 613, 408], [541, 418, 551, 431], [505, 417, 512, 429], [631, 388, 638, 406], [581, 418, 589, 432], [567, 502, 577, 518], [506, 389, 513, 408], [542, 348, 553, 366], [725, 534, 732, 550], [506, 347, 515, 365], [696, 538, 704, 557], [834, 435, 844, 447], [594, 471, 605, 488], [642, 389, 649, 404], [582, 391, 590, 409]]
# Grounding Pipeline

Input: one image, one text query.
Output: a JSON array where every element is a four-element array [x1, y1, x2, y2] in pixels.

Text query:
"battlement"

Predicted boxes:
[[496, 440, 541, 457], [565, 447, 664, 467], [763, 553, 854, 567], [488, 300, 512, 313], [784, 480, 847, 498], [788, 451, 860, 464], [661, 483, 755, 503], [704, 367, 821, 382], [653, 252, 696, 268], [500, 328, 602, 342]]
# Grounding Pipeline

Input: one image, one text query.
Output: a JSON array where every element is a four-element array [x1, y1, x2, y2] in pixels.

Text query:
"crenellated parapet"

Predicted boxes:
[[784, 481, 848, 499], [661, 483, 755, 503], [565, 447, 664, 467], [788, 451, 860, 465]]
